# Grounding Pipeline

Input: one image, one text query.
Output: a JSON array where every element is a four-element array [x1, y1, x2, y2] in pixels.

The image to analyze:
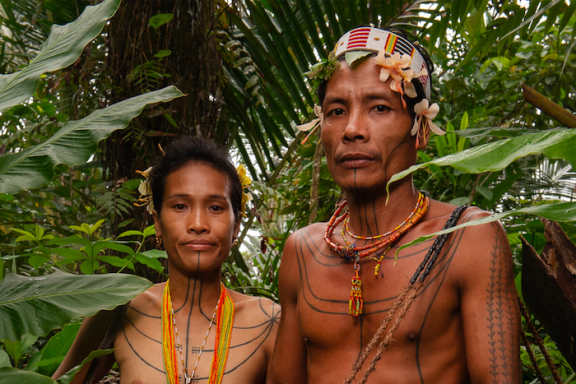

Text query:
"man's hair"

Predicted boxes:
[[149, 136, 242, 220], [317, 26, 434, 122]]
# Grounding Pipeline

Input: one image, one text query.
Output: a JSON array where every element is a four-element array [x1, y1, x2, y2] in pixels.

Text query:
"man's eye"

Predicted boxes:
[[372, 105, 389, 112], [327, 108, 345, 116]]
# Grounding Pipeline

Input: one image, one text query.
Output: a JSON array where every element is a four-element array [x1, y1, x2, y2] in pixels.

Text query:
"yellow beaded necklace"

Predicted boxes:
[[162, 280, 235, 384]]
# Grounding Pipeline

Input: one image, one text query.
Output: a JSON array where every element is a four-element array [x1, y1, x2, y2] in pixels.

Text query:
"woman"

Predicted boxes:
[[54, 137, 279, 384]]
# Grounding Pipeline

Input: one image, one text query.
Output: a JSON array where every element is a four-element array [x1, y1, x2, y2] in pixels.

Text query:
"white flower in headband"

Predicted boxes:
[[374, 51, 411, 83], [134, 166, 154, 214], [374, 50, 424, 108], [297, 104, 323, 144], [411, 99, 444, 148]]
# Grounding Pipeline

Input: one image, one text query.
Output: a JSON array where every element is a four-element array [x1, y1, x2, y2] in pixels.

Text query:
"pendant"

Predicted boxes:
[[349, 263, 363, 316]]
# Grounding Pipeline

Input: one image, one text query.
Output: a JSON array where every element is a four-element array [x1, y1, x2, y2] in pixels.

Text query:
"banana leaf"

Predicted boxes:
[[0, 0, 121, 112], [387, 129, 576, 197], [0, 272, 151, 342], [0, 85, 184, 194], [395, 201, 576, 257]]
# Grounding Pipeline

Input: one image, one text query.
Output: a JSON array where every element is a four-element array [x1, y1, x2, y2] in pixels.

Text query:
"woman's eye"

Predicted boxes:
[[372, 105, 389, 112], [173, 204, 186, 210], [210, 205, 223, 212]]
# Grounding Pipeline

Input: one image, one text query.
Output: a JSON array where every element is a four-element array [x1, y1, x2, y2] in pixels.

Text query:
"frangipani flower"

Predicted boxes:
[[411, 99, 444, 148], [374, 51, 411, 83], [297, 105, 323, 144]]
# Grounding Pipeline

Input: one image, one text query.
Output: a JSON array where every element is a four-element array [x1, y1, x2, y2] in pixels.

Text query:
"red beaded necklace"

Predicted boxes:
[[324, 192, 429, 316]]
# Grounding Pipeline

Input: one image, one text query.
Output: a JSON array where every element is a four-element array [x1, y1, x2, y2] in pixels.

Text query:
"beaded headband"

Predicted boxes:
[[333, 27, 431, 102]]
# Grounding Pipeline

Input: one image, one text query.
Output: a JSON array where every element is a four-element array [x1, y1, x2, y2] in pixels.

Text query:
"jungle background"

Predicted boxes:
[[1, 0, 576, 382]]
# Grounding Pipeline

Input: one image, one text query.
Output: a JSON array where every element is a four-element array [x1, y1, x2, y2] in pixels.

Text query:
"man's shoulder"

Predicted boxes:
[[425, 200, 509, 262], [287, 221, 327, 243]]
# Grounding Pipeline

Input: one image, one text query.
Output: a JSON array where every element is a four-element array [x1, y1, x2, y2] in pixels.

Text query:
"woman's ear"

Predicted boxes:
[[153, 210, 162, 239]]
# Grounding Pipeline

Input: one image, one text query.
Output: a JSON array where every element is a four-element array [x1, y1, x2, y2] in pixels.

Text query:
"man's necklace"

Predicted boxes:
[[162, 280, 235, 384], [324, 192, 430, 316]]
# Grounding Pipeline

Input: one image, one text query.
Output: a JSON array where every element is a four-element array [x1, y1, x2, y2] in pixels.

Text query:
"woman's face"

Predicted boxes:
[[153, 161, 240, 275]]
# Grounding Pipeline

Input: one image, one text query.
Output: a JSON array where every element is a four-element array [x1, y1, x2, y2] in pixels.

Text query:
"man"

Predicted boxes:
[[268, 27, 520, 383], [54, 137, 279, 384]]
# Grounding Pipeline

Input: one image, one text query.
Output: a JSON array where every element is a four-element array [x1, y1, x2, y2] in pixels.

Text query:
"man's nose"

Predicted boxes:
[[188, 208, 209, 233], [342, 110, 369, 142]]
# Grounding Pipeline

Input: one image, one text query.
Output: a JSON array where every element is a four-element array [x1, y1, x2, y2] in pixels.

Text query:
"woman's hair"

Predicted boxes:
[[149, 136, 242, 220], [317, 26, 434, 122]]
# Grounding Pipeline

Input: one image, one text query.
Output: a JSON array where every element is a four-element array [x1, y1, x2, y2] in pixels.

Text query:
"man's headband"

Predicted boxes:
[[298, 26, 443, 147], [333, 27, 432, 102]]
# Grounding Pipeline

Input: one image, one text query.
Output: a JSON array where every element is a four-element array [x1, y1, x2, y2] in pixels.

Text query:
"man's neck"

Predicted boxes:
[[345, 182, 420, 238], [167, 266, 223, 314]]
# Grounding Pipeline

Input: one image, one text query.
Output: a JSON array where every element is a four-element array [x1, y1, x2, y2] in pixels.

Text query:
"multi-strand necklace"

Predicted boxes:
[[162, 280, 235, 384], [324, 192, 429, 316]]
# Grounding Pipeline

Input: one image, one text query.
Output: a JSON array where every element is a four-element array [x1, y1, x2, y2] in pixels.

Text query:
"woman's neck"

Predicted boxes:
[[167, 266, 223, 314]]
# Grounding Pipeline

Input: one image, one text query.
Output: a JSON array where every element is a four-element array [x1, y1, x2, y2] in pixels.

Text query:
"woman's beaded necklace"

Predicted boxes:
[[324, 192, 429, 316], [172, 294, 219, 383], [162, 280, 235, 384]]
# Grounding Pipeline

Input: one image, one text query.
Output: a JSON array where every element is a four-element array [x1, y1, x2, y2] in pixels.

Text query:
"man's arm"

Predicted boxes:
[[52, 307, 121, 383], [267, 232, 308, 384], [457, 212, 521, 383]]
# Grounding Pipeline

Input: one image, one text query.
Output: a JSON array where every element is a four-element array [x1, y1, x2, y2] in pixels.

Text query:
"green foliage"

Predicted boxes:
[[0, 272, 151, 342], [0, 85, 183, 194], [389, 129, 576, 196], [3, 223, 164, 276], [0, 0, 121, 112]]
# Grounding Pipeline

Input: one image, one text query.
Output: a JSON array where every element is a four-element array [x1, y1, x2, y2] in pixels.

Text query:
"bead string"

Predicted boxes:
[[324, 192, 429, 260], [171, 292, 219, 384], [344, 192, 427, 240], [324, 192, 430, 316]]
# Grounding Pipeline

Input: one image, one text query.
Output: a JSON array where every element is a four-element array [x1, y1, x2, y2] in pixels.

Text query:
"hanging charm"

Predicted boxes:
[[349, 263, 363, 316]]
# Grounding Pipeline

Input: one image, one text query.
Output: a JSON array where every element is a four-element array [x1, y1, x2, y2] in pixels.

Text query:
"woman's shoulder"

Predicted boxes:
[[227, 289, 281, 325]]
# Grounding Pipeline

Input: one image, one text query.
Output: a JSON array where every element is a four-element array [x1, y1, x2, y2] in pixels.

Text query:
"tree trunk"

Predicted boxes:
[[103, 0, 224, 182]]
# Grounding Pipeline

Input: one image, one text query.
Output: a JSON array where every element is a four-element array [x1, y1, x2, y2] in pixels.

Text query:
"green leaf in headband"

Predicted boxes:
[[345, 51, 373, 67]]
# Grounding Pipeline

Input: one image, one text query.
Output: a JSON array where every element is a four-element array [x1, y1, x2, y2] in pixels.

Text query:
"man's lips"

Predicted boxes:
[[338, 153, 375, 168], [183, 240, 215, 251]]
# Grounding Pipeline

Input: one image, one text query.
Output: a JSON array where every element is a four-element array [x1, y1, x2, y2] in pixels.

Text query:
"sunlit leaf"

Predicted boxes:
[[0, 86, 184, 194], [0, 0, 121, 113]]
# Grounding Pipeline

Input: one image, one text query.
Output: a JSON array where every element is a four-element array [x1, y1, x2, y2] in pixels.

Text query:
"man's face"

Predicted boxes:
[[320, 58, 419, 192], [153, 161, 240, 275]]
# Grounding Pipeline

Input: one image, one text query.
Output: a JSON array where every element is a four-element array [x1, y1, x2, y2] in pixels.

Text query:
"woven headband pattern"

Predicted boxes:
[[333, 27, 431, 101]]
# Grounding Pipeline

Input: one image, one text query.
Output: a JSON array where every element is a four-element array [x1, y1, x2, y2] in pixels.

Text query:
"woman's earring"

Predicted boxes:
[[156, 236, 163, 249], [232, 238, 239, 247]]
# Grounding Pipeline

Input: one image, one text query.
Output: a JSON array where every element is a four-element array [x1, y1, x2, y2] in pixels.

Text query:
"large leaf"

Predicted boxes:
[[0, 367, 56, 384], [0, 272, 151, 342], [0, 349, 112, 384], [395, 201, 576, 257], [36, 323, 81, 376], [0, 85, 184, 194], [0, 0, 121, 112], [387, 129, 576, 196]]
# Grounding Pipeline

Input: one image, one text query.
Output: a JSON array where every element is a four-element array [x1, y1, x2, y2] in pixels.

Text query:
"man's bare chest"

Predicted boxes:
[[293, 227, 465, 348]]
